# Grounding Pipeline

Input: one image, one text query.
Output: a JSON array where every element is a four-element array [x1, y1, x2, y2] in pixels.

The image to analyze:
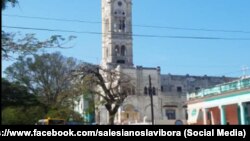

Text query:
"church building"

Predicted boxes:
[[95, 0, 236, 124]]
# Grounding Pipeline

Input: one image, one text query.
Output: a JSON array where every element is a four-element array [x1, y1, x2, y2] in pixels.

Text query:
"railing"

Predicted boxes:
[[187, 77, 250, 100]]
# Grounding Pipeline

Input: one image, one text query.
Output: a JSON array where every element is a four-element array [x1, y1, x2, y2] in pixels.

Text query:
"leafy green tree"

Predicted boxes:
[[5, 52, 81, 107], [2, 107, 26, 125], [1, 78, 40, 109], [2, 106, 46, 125], [1, 79, 46, 125], [46, 108, 84, 122]]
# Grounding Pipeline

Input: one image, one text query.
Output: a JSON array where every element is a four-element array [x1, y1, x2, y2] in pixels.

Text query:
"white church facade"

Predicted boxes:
[[76, 0, 236, 125]]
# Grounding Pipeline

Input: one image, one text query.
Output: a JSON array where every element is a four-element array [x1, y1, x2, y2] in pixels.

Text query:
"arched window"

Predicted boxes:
[[114, 9, 126, 32], [177, 86, 182, 93], [115, 45, 120, 56], [121, 45, 126, 56], [114, 22, 117, 32], [144, 87, 148, 95], [152, 87, 156, 95], [122, 19, 125, 30], [119, 19, 125, 31]]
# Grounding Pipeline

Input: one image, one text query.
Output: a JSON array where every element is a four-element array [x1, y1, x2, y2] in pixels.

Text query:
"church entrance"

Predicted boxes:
[[121, 104, 140, 124]]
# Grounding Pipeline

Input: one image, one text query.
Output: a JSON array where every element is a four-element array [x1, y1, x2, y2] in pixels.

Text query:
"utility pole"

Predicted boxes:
[[149, 75, 154, 125]]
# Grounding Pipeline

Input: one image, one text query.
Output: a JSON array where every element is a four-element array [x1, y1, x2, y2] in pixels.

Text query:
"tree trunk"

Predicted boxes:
[[106, 104, 120, 125], [108, 109, 119, 125], [109, 112, 115, 125]]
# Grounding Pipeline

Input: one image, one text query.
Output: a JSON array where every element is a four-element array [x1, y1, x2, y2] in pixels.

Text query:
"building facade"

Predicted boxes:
[[160, 74, 235, 124], [74, 94, 95, 123], [187, 77, 250, 125], [89, 0, 237, 124]]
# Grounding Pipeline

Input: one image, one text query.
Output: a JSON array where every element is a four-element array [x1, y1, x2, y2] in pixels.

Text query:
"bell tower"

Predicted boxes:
[[101, 0, 133, 68]]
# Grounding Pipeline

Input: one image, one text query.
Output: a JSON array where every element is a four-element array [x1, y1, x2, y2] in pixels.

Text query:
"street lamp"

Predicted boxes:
[[148, 75, 155, 125]]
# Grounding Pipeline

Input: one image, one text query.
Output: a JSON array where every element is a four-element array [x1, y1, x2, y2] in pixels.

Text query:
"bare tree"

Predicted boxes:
[[2, 32, 76, 61], [2, 0, 18, 10], [73, 64, 133, 125], [2, 1, 76, 61]]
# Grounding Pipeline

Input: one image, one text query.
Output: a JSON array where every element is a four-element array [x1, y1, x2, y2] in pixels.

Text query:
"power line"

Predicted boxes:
[[134, 24, 250, 34], [3, 25, 250, 41], [3, 14, 250, 34], [3, 14, 102, 24], [3, 25, 102, 35]]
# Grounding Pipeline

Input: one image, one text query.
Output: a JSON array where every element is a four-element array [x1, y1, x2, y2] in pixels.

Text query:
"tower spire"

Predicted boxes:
[[101, 0, 133, 68]]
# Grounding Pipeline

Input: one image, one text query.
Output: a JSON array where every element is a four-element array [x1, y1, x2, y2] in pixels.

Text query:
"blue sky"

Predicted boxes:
[[2, 0, 250, 77]]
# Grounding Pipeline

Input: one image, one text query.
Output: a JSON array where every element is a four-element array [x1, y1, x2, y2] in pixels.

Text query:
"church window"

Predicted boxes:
[[119, 19, 126, 31], [152, 87, 156, 95], [117, 60, 125, 64], [121, 45, 126, 56], [115, 45, 120, 56], [114, 9, 126, 32], [114, 22, 118, 32], [177, 86, 182, 93], [122, 19, 126, 30], [165, 109, 176, 120], [144, 87, 148, 95], [118, 1, 123, 7], [195, 87, 200, 91], [119, 20, 122, 30]]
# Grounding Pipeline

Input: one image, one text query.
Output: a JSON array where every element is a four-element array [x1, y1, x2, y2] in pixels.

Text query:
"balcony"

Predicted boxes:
[[187, 77, 250, 100]]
